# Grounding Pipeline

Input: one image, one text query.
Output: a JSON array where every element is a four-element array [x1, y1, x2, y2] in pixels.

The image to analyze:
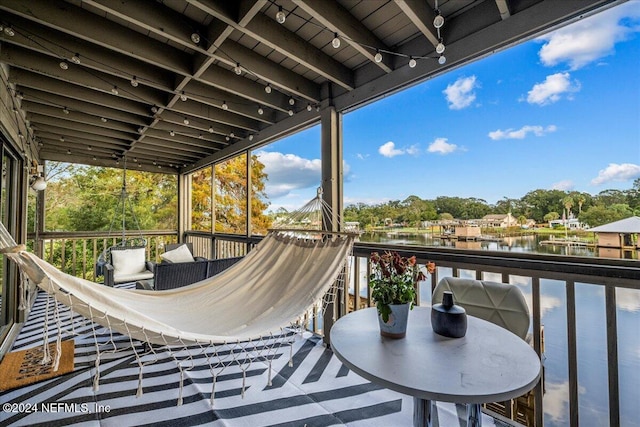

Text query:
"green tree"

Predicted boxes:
[[580, 204, 633, 227]]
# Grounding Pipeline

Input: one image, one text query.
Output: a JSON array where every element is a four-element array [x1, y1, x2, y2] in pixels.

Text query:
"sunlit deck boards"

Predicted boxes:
[[0, 287, 507, 426]]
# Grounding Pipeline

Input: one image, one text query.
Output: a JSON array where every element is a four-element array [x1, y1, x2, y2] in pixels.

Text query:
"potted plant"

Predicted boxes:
[[369, 251, 435, 338]]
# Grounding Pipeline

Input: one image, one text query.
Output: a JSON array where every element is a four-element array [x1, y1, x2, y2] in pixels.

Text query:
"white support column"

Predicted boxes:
[[320, 105, 343, 345]]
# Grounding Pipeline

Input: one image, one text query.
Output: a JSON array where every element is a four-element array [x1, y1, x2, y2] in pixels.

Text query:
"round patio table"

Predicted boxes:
[[330, 307, 541, 427]]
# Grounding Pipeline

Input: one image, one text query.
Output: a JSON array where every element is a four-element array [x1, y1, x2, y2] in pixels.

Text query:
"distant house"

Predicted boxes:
[[589, 216, 640, 249], [481, 213, 517, 228], [549, 216, 586, 230]]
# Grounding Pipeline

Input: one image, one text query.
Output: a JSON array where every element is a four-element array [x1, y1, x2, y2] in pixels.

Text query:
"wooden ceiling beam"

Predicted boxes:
[[10, 70, 155, 117], [394, 0, 441, 48], [0, 0, 192, 76], [292, 0, 393, 73]]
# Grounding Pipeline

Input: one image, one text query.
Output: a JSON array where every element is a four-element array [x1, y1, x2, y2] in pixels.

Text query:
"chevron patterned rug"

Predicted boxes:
[[0, 287, 504, 427]]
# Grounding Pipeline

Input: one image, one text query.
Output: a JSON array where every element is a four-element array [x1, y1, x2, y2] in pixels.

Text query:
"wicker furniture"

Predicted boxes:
[[140, 256, 244, 291], [102, 246, 154, 287]]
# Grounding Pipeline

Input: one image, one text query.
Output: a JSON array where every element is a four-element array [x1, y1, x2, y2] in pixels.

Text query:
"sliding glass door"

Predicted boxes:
[[0, 144, 20, 344]]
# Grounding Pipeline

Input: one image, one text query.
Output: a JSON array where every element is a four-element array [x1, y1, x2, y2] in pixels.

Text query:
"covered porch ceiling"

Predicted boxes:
[[0, 0, 625, 174]]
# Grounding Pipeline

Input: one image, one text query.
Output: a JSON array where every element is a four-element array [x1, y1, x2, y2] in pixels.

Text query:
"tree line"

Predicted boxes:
[[343, 179, 640, 229]]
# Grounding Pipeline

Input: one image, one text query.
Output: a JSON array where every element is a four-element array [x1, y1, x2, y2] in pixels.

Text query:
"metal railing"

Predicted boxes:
[[30, 230, 639, 426], [29, 230, 179, 280]]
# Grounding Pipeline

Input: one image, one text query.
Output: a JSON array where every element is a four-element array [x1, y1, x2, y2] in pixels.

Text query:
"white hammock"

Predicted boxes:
[[0, 221, 355, 402]]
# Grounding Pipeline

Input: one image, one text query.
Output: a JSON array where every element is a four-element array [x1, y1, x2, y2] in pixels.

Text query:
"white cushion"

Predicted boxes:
[[111, 247, 147, 275], [160, 244, 195, 263]]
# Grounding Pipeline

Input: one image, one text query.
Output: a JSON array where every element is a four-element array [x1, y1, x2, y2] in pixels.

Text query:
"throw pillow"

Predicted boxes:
[[160, 244, 195, 263], [111, 247, 147, 275]]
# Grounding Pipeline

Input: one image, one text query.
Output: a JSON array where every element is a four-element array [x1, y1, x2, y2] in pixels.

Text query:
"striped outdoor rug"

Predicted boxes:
[[0, 287, 504, 427]]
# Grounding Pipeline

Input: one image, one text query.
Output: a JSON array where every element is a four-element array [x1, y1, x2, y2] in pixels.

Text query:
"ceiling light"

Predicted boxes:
[[438, 55, 446, 65], [222, 101, 228, 110], [67, 149, 71, 155], [62, 107, 69, 114], [71, 53, 81, 64], [59, 61, 68, 70], [18, 132, 24, 139], [289, 97, 295, 106], [408, 57, 417, 68], [332, 33, 340, 49], [183, 117, 189, 125], [234, 63, 242, 75], [307, 104, 313, 112], [101, 117, 108, 122], [138, 126, 144, 133], [288, 109, 294, 116], [133, 158, 137, 162], [433, 12, 444, 29], [230, 132, 235, 138], [265, 84, 272, 94], [4, 26, 15, 37], [87, 146, 92, 150], [226, 136, 230, 141], [60, 136, 65, 142], [151, 105, 158, 113], [198, 134, 203, 139], [93, 156, 98, 161], [130, 76, 139, 87], [257, 106, 264, 115], [111, 86, 119, 95], [170, 130, 175, 136], [374, 50, 383, 63], [16, 91, 23, 100], [208, 126, 214, 133], [436, 42, 446, 54], [191, 32, 200, 44], [276, 6, 286, 24], [248, 134, 254, 141], [180, 91, 187, 101]]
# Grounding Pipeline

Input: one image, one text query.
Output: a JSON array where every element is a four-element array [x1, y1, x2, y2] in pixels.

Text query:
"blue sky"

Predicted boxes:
[[256, 2, 640, 212]]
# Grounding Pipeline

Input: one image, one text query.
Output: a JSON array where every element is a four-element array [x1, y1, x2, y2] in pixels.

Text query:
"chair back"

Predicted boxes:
[[432, 277, 530, 340], [165, 242, 194, 254]]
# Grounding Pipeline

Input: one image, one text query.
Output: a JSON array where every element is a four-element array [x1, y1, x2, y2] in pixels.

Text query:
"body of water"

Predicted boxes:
[[356, 232, 640, 426]]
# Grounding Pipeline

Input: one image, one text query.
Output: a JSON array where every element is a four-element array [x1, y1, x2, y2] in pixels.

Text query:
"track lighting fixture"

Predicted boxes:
[[265, 84, 272, 94], [222, 101, 228, 110], [208, 126, 214, 133], [436, 42, 446, 54], [130, 76, 139, 87], [248, 134, 254, 141], [434, 12, 444, 29], [289, 97, 295, 105], [191, 32, 200, 44], [180, 91, 187, 101], [151, 105, 158, 113], [409, 57, 417, 68], [374, 50, 383, 63], [257, 106, 264, 115], [111, 86, 119, 95], [288, 109, 294, 116], [183, 117, 189, 125], [59, 61, 68, 70], [4, 26, 15, 37], [62, 107, 69, 114], [170, 130, 175, 136], [71, 53, 81, 64], [226, 136, 230, 141], [438, 55, 446, 65], [234, 63, 242, 75], [101, 117, 108, 122], [307, 104, 313, 112]]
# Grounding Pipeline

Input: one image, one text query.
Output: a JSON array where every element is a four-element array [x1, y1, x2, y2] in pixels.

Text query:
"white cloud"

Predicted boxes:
[[443, 75, 479, 110], [617, 288, 640, 312], [406, 144, 420, 155], [378, 141, 405, 157], [526, 73, 581, 105], [488, 125, 557, 140], [356, 153, 369, 160], [427, 138, 458, 154], [552, 180, 575, 191], [256, 151, 321, 199], [536, 3, 640, 70], [591, 163, 640, 185]]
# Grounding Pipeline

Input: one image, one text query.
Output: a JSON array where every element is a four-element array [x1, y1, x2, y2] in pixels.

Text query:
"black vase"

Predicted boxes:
[[431, 291, 467, 338]]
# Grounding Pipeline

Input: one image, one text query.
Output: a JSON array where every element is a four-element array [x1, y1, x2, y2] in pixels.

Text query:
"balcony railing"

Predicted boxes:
[[31, 230, 639, 427]]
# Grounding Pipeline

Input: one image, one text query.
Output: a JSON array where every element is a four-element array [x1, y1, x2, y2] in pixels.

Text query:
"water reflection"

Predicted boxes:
[[360, 232, 639, 259]]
